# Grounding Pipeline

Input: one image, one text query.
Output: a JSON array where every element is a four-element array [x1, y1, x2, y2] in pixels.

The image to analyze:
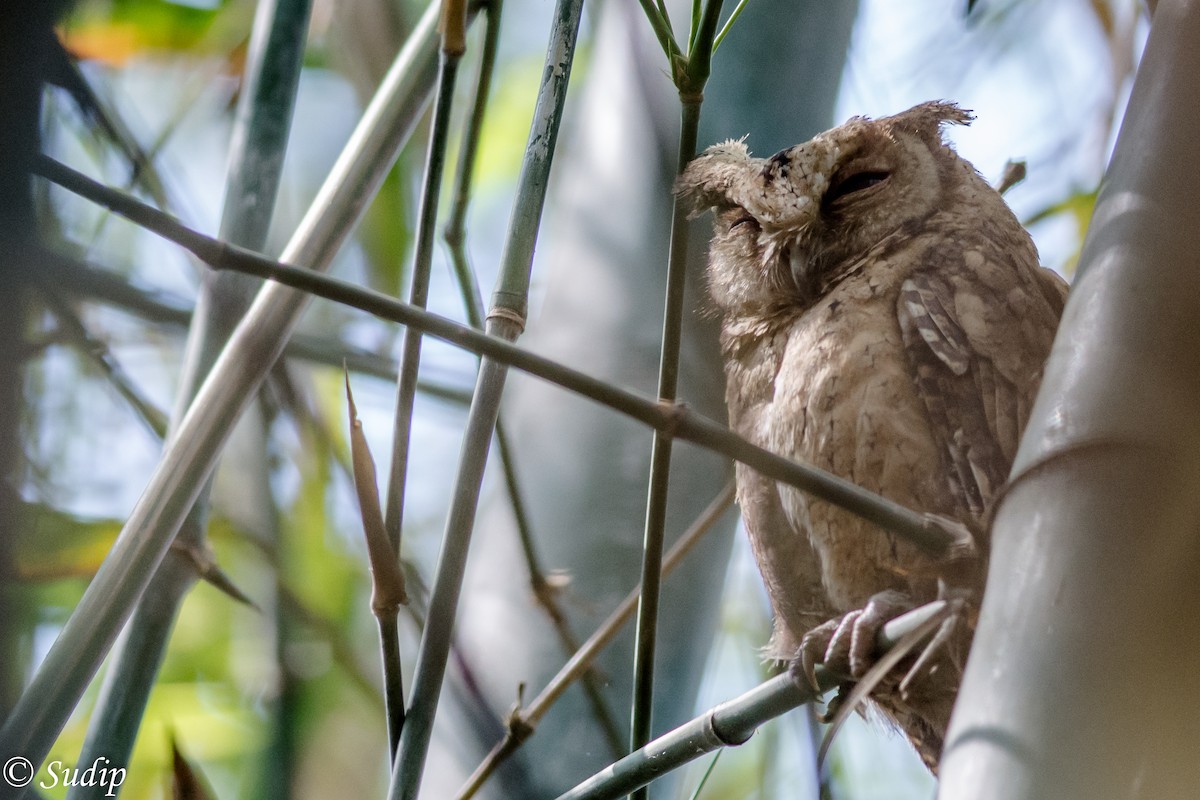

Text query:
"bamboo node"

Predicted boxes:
[[486, 306, 527, 333], [657, 400, 688, 439]]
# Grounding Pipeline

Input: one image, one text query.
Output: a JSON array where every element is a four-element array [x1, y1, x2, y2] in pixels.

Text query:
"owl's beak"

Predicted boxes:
[[788, 242, 809, 293]]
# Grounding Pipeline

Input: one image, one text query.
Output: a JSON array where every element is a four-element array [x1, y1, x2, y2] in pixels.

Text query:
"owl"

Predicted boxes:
[[677, 101, 1067, 770]]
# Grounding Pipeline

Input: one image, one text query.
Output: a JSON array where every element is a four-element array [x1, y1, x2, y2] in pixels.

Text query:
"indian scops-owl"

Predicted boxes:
[[678, 101, 1067, 769]]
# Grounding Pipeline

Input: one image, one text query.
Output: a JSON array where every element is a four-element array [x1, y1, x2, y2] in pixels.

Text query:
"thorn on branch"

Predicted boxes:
[[169, 541, 259, 611]]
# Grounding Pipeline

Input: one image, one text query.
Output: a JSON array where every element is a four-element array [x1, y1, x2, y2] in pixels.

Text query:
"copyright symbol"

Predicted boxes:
[[3, 756, 33, 787]]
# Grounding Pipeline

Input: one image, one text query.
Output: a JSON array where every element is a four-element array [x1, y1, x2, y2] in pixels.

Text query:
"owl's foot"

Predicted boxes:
[[898, 582, 971, 698], [796, 589, 913, 692], [798, 596, 969, 769]]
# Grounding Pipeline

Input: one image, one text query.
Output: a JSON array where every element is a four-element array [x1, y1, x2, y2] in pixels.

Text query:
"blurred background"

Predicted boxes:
[[11, 0, 1143, 797]]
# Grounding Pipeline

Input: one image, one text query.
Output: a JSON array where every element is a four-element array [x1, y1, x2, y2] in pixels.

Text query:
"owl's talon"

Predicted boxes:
[[799, 649, 820, 693], [796, 617, 842, 691], [900, 586, 971, 697], [792, 590, 913, 691], [818, 684, 852, 724]]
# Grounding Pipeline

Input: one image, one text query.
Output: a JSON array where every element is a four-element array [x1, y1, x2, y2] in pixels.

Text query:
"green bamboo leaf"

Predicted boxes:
[[360, 163, 414, 297], [687, 750, 722, 800], [61, 0, 226, 63], [1023, 187, 1097, 229], [15, 503, 120, 580], [1023, 187, 1097, 276]]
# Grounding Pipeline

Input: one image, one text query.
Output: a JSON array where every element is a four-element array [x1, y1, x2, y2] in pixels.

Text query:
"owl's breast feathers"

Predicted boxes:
[[722, 220, 1065, 630]]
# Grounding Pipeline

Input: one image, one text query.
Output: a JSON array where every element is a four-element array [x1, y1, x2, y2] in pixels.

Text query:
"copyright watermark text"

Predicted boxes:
[[3, 756, 126, 797]]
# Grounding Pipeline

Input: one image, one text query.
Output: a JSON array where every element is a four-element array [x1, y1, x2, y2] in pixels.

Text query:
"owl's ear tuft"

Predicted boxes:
[[889, 101, 974, 144], [676, 138, 756, 217]]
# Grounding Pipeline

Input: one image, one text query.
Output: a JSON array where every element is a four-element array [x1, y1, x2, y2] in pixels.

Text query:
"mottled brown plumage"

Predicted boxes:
[[678, 102, 1067, 770]]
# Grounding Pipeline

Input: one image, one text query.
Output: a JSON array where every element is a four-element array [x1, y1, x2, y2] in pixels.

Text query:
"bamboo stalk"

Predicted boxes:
[[440, 0, 625, 755], [628, 6, 723, 787], [941, 3, 1200, 795], [628, 96, 702, 777], [369, 13, 467, 763], [554, 603, 951, 800], [37, 286, 170, 438], [387, 0, 587, 796], [0, 2, 460, 771], [68, 1, 311, 794]]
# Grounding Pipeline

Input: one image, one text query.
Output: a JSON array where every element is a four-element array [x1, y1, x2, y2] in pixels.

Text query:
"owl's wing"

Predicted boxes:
[[736, 461, 833, 658], [897, 258, 1065, 521]]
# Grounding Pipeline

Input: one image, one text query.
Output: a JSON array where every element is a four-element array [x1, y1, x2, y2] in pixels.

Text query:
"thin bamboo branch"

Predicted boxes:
[[712, 0, 750, 51], [47, 39, 173, 212], [687, 0, 702, 53], [277, 584, 384, 702], [243, 394, 296, 800], [389, 0, 586, 795], [484, 431, 627, 761], [628, 96, 702, 779], [370, 13, 466, 763], [491, 427, 626, 756], [440, 0, 625, 755], [37, 285, 170, 439], [554, 602, 951, 800], [383, 48, 462, 554], [634, 0, 683, 64], [682, 0, 726, 91], [31, 154, 969, 560], [0, 2, 457, 771], [281, 341, 470, 405], [43, 252, 470, 401], [628, 1, 726, 777], [441, 0, 469, 55], [43, 252, 195, 325], [453, 482, 735, 800], [440, 0, 501, 324], [654, 0, 675, 41]]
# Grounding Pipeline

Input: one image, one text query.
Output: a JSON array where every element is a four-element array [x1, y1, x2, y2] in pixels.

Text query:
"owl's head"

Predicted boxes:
[[678, 101, 977, 315]]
